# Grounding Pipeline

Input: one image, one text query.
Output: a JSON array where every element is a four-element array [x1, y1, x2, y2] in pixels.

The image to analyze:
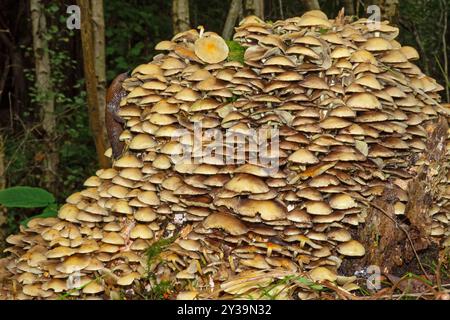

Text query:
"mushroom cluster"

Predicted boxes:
[[1, 10, 450, 300]]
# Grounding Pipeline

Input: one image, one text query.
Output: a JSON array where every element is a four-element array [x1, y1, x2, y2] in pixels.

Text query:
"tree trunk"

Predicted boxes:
[[172, 0, 190, 34], [0, 56, 9, 100], [90, 0, 108, 154], [366, 0, 399, 24], [303, 0, 320, 10], [223, 0, 242, 40], [343, 0, 355, 16], [30, 0, 59, 193], [0, 31, 27, 126], [244, 0, 264, 19], [0, 133, 5, 190], [77, 0, 109, 168]]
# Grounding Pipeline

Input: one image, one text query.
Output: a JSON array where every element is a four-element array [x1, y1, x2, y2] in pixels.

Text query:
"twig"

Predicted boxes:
[[389, 274, 437, 300]]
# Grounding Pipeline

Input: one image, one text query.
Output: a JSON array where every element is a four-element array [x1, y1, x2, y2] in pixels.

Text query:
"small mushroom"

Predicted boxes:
[[337, 240, 365, 257]]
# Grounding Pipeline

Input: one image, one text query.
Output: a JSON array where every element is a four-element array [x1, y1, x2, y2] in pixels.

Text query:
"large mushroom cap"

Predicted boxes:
[[194, 33, 229, 64]]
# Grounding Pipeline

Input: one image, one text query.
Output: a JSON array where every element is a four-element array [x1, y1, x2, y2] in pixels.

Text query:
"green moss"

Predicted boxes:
[[226, 40, 246, 64], [58, 276, 104, 300], [145, 235, 177, 266], [145, 276, 174, 300], [142, 235, 178, 299]]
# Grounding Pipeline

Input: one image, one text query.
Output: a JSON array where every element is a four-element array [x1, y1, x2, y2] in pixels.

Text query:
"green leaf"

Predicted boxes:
[[20, 203, 59, 227], [0, 187, 55, 208]]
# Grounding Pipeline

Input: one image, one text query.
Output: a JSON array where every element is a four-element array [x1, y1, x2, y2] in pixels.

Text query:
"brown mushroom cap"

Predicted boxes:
[[203, 212, 249, 235], [288, 149, 319, 164], [224, 174, 269, 194], [329, 194, 357, 210], [337, 240, 366, 257], [237, 199, 287, 220], [310, 267, 337, 282]]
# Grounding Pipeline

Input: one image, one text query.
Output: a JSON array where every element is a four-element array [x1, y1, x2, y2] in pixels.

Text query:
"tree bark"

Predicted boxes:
[[0, 133, 5, 190], [90, 0, 108, 154], [0, 56, 9, 100], [172, 0, 190, 34], [303, 0, 320, 10], [223, 0, 242, 40], [244, 0, 264, 19], [343, 0, 355, 16], [366, 0, 399, 24], [30, 0, 59, 193], [77, 0, 109, 168], [0, 30, 27, 120]]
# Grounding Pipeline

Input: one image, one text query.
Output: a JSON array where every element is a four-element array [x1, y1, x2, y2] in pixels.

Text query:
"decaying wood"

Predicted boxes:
[[30, 0, 59, 193], [359, 117, 449, 273], [77, 0, 109, 168]]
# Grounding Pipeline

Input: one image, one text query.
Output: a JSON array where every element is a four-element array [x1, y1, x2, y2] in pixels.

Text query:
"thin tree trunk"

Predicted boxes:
[[77, 0, 109, 168], [238, 2, 244, 23], [244, 0, 264, 19], [172, 0, 190, 34], [91, 0, 108, 154], [0, 56, 9, 99], [223, 0, 242, 40], [303, 0, 320, 10], [343, 0, 355, 16], [30, 0, 59, 193], [0, 31, 27, 122], [0, 133, 5, 190], [279, 0, 285, 19]]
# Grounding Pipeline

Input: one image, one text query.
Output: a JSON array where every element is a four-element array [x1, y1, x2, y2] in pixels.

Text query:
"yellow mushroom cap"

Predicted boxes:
[[194, 34, 229, 64]]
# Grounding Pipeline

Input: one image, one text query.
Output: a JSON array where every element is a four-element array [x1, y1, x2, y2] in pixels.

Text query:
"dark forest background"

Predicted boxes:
[[0, 0, 449, 240]]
